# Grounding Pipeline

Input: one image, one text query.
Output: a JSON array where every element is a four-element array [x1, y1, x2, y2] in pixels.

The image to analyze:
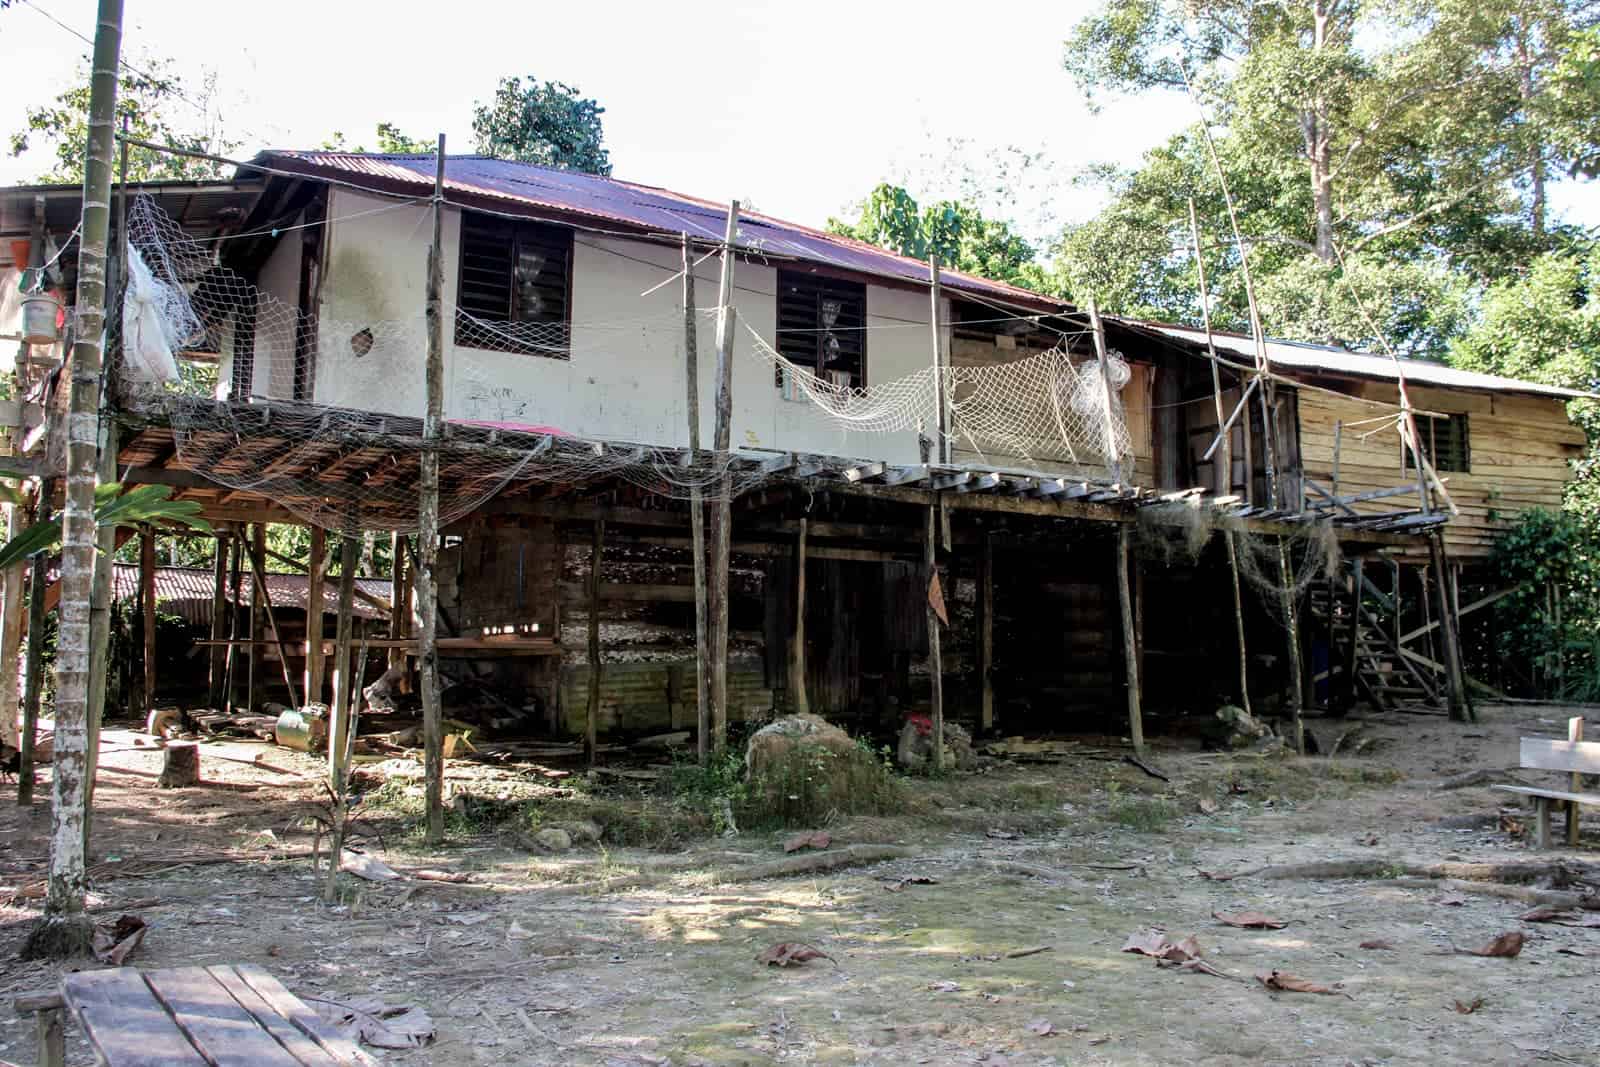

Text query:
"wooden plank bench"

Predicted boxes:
[[13, 965, 379, 1067], [1493, 716, 1600, 848]]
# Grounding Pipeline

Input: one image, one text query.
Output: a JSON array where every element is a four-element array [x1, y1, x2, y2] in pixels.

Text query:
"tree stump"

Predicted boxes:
[[157, 740, 200, 788]]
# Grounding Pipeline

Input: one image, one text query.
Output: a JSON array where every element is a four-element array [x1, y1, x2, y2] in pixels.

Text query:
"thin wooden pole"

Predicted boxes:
[[247, 524, 266, 712], [1086, 297, 1122, 482], [790, 517, 809, 715], [586, 519, 604, 766], [707, 201, 740, 752], [977, 530, 994, 735], [387, 531, 407, 672], [928, 255, 948, 465], [1187, 199, 1250, 716], [1429, 531, 1471, 722], [924, 504, 944, 771], [225, 530, 243, 711], [304, 526, 326, 705], [139, 527, 156, 715], [28, 0, 123, 958], [1278, 538, 1305, 754], [683, 234, 711, 763], [329, 535, 357, 789], [417, 134, 447, 844], [208, 535, 229, 707], [1347, 557, 1363, 711], [1115, 525, 1145, 756], [17, 477, 52, 806], [244, 536, 302, 707]]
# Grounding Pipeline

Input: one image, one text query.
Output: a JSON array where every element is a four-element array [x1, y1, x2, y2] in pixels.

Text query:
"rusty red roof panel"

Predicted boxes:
[[113, 565, 389, 625]]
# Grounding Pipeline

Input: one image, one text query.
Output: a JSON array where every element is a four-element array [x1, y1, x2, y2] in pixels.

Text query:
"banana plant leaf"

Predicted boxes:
[[0, 483, 212, 573]]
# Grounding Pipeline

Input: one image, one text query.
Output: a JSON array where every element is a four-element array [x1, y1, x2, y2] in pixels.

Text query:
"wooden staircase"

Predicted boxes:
[[1307, 563, 1443, 713]]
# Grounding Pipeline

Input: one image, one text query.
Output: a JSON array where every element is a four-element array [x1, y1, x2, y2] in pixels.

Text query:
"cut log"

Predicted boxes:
[[157, 741, 201, 788]]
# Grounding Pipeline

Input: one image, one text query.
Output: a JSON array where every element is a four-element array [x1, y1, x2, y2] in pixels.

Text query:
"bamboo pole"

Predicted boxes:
[[304, 526, 326, 705], [790, 517, 809, 715], [1187, 199, 1251, 718], [1086, 297, 1122, 483], [17, 478, 51, 806], [683, 234, 710, 763], [928, 255, 948, 464], [1116, 525, 1145, 756], [707, 202, 740, 752], [24, 0, 123, 960], [387, 531, 407, 672], [924, 504, 944, 771], [225, 530, 243, 711], [247, 524, 265, 712], [417, 134, 447, 845], [586, 519, 604, 766]]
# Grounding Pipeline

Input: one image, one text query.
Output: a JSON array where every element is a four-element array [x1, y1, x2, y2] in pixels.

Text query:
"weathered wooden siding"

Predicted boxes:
[[1297, 380, 1585, 559]]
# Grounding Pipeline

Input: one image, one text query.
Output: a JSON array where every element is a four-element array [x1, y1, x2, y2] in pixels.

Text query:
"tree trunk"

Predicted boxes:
[[418, 137, 446, 845], [23, 0, 122, 961], [1306, 0, 1336, 264]]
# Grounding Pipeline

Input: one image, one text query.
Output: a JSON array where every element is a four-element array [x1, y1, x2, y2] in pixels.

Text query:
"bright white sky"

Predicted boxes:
[[3, 0, 1596, 239]]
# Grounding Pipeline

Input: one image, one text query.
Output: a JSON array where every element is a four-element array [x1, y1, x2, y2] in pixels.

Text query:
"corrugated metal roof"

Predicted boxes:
[[250, 151, 1063, 312], [1119, 319, 1597, 401], [112, 564, 389, 625]]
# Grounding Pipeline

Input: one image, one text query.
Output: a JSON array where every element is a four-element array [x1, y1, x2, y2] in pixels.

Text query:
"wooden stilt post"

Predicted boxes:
[[140, 527, 156, 715], [416, 135, 449, 845], [1116, 525, 1145, 756], [17, 478, 52, 806], [225, 530, 243, 712], [1429, 531, 1471, 722], [387, 531, 407, 672], [683, 234, 711, 763], [1278, 538, 1305, 754], [208, 534, 230, 708], [928, 255, 948, 464], [707, 202, 740, 752], [1346, 557, 1363, 711], [244, 535, 302, 707], [790, 517, 809, 715], [329, 534, 358, 790], [0, 500, 21, 752], [924, 503, 944, 771], [304, 526, 326, 705], [586, 520, 604, 766], [977, 529, 994, 735], [247, 524, 266, 713], [1188, 199, 1251, 716]]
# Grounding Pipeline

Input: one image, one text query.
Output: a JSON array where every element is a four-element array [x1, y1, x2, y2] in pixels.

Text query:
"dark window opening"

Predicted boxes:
[[775, 271, 866, 389], [453, 211, 573, 357], [1406, 412, 1469, 473]]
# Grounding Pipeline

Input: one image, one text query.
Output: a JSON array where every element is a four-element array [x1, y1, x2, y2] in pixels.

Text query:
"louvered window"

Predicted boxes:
[[454, 211, 572, 357], [775, 271, 866, 389], [1405, 412, 1470, 473]]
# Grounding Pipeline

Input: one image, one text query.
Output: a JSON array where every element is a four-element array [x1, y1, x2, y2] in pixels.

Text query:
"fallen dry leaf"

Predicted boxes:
[[928, 980, 962, 992], [1452, 997, 1486, 1014], [1121, 930, 1202, 962], [1197, 797, 1219, 815], [91, 913, 147, 966], [1026, 1018, 1054, 1036], [1360, 939, 1396, 951], [1436, 895, 1468, 907], [985, 828, 1019, 840], [1255, 970, 1343, 995], [1466, 932, 1525, 958], [759, 942, 834, 967], [885, 875, 937, 893], [782, 831, 832, 854], [311, 995, 435, 1050], [1213, 910, 1288, 930], [1156, 957, 1243, 981], [1518, 906, 1570, 923]]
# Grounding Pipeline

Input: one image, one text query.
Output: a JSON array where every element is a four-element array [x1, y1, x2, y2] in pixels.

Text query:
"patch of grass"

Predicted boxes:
[[1106, 795, 1181, 832], [738, 739, 907, 830]]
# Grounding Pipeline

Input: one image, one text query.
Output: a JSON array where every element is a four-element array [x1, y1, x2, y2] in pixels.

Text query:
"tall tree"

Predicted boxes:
[[471, 76, 611, 175], [10, 56, 236, 183]]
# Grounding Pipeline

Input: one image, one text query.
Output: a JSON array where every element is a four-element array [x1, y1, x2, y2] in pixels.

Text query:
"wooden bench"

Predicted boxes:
[[1493, 716, 1600, 848], [14, 964, 379, 1067]]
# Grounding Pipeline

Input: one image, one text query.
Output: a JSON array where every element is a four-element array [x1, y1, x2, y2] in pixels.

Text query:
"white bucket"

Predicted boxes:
[[20, 293, 60, 346]]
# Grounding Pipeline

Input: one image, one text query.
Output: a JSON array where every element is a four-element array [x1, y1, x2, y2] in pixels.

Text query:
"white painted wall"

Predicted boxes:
[[303, 188, 936, 464], [218, 214, 301, 400]]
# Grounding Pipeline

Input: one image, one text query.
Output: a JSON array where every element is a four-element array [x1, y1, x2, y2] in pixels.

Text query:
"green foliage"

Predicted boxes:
[[10, 56, 238, 183], [1488, 507, 1600, 697], [1548, 27, 1600, 179], [827, 184, 1055, 294], [471, 76, 611, 175], [740, 738, 905, 830], [0, 483, 210, 572], [321, 123, 433, 155]]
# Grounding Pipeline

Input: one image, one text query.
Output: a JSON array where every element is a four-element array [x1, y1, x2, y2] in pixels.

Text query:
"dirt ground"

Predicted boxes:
[[2, 702, 1597, 1066]]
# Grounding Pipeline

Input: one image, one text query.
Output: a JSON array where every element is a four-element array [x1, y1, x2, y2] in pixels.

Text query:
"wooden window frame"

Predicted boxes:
[[1405, 412, 1470, 474], [453, 211, 574, 358], [774, 269, 867, 389]]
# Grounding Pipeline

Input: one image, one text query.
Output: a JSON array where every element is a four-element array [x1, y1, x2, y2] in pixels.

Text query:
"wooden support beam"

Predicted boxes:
[[304, 527, 326, 706], [0, 503, 23, 753], [225, 530, 243, 712], [790, 518, 809, 716], [243, 529, 302, 709], [139, 528, 156, 717], [418, 134, 447, 846], [977, 529, 993, 735], [208, 536, 229, 708], [387, 532, 407, 672], [683, 233, 711, 765], [247, 525, 266, 713], [1115, 525, 1144, 756], [881, 464, 929, 487], [958, 472, 1002, 494], [1429, 531, 1472, 723], [845, 462, 887, 484], [708, 201, 740, 754], [329, 534, 358, 790], [586, 519, 605, 767], [17, 477, 52, 806], [1278, 537, 1306, 754], [924, 502, 944, 771]]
